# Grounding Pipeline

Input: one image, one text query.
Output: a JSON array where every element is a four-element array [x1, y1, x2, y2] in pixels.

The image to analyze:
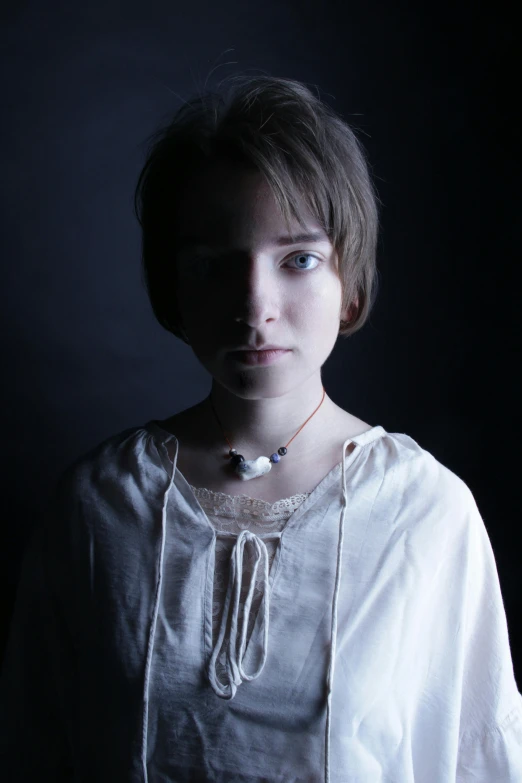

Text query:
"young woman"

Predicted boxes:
[[1, 74, 521, 782]]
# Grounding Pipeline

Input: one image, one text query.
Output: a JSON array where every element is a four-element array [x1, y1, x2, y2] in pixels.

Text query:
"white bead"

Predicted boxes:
[[234, 456, 272, 480]]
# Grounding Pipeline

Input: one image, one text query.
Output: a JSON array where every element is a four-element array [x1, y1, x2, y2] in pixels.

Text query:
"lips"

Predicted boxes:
[[229, 348, 291, 366], [231, 345, 288, 352]]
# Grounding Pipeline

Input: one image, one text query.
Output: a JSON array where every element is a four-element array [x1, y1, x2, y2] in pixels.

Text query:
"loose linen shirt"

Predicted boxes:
[[1, 419, 521, 782]]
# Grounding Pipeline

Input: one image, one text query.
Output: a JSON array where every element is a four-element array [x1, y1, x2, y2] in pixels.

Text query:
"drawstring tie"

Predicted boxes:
[[208, 529, 281, 699]]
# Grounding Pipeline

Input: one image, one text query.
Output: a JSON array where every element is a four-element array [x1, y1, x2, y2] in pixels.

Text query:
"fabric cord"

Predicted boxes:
[[141, 442, 176, 782], [208, 529, 282, 699], [325, 439, 352, 782]]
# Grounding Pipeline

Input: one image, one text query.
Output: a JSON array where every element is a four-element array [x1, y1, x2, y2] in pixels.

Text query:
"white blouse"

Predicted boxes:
[[0, 419, 520, 782]]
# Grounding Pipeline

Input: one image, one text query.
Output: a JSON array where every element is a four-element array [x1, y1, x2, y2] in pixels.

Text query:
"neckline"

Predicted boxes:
[[144, 419, 387, 534]]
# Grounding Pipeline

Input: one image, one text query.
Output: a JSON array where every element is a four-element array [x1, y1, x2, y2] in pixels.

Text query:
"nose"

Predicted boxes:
[[229, 257, 281, 330]]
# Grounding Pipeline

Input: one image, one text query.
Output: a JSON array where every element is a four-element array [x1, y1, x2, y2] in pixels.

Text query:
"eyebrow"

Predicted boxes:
[[175, 231, 329, 252]]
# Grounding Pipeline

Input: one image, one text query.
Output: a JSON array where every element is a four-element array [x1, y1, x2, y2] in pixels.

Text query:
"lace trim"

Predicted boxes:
[[189, 485, 311, 522]]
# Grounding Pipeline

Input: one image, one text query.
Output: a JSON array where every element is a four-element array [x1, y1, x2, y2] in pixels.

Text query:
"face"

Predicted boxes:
[[171, 159, 348, 399]]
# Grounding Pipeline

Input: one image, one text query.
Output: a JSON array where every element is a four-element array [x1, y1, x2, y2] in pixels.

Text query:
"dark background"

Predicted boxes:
[[1, 1, 519, 683]]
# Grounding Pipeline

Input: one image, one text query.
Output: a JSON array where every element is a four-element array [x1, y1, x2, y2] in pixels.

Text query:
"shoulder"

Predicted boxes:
[[381, 428, 472, 494], [50, 423, 159, 511], [369, 428, 478, 531], [41, 422, 168, 558]]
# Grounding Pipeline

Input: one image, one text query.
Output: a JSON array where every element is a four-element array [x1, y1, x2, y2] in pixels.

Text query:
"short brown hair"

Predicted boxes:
[[134, 73, 381, 342]]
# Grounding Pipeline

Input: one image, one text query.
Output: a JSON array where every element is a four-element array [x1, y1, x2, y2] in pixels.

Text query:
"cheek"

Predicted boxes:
[[288, 294, 341, 348], [296, 281, 342, 321], [176, 280, 219, 323]]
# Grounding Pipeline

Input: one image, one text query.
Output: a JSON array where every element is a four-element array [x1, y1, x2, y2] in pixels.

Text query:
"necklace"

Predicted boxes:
[[209, 387, 327, 481]]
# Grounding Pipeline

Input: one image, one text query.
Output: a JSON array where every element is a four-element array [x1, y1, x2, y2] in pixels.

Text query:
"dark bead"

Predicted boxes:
[[229, 449, 237, 457], [231, 454, 245, 467], [277, 446, 287, 456]]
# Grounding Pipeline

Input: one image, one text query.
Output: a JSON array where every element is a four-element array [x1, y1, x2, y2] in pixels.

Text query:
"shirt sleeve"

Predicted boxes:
[[456, 490, 522, 781], [0, 521, 75, 781]]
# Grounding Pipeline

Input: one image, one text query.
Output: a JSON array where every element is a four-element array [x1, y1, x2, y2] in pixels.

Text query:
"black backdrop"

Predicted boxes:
[[1, 1, 519, 684]]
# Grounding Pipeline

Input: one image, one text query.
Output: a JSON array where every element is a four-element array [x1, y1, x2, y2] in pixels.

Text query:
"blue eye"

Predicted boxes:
[[287, 253, 320, 271]]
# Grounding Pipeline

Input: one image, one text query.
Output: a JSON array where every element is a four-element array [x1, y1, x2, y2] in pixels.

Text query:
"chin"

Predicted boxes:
[[210, 365, 322, 401], [220, 375, 292, 399]]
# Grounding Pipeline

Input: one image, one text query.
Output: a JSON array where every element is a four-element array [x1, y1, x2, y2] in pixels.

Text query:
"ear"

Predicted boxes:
[[342, 297, 359, 323]]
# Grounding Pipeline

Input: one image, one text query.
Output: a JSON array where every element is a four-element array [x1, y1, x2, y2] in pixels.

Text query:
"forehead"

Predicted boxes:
[[173, 160, 328, 251], [175, 230, 330, 254]]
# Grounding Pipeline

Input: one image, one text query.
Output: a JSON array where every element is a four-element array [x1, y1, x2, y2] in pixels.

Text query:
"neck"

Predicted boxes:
[[205, 375, 338, 460]]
